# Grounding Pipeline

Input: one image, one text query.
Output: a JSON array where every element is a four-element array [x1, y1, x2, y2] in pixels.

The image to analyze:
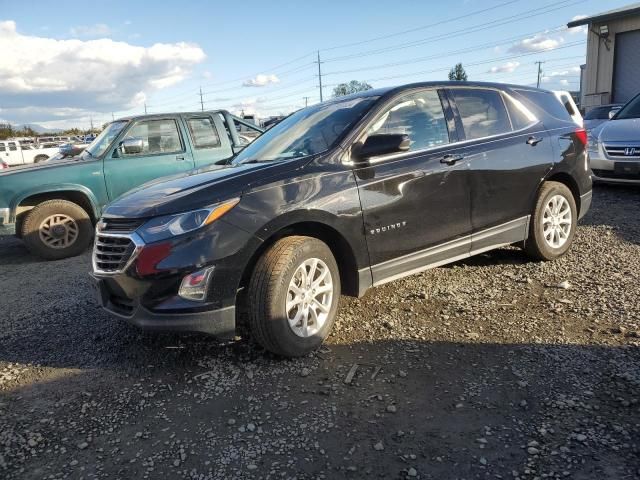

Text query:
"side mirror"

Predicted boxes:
[[608, 107, 621, 119], [120, 138, 144, 155], [358, 134, 411, 160]]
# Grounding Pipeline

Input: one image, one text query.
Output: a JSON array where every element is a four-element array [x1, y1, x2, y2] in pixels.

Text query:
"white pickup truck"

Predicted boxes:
[[0, 141, 60, 166]]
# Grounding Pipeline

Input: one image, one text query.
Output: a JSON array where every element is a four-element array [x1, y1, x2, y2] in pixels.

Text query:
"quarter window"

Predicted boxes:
[[186, 117, 221, 149], [368, 89, 450, 151], [122, 119, 183, 156], [450, 89, 512, 140]]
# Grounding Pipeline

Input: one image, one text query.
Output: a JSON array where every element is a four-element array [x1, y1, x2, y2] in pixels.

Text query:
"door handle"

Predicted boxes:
[[440, 154, 464, 166], [176, 155, 185, 161], [526, 136, 543, 146]]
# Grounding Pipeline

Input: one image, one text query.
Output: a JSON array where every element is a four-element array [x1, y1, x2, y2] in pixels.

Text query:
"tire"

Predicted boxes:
[[524, 181, 577, 261], [34, 155, 49, 163], [247, 236, 341, 357], [21, 200, 93, 260]]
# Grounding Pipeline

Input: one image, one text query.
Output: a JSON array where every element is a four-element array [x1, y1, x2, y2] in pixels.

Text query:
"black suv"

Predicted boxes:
[[91, 82, 592, 357]]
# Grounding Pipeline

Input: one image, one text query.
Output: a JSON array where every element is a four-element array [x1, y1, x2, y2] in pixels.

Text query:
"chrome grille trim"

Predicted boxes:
[[604, 143, 640, 159], [92, 230, 144, 276]]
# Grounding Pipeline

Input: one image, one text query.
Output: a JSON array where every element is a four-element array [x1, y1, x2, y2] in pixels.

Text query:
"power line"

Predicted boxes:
[[535, 61, 545, 88], [323, 0, 581, 63], [321, 0, 523, 52], [316, 51, 324, 102]]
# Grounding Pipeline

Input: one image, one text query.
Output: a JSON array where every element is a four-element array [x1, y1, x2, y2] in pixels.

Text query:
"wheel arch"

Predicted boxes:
[[15, 187, 99, 237], [540, 172, 581, 212], [239, 219, 367, 298]]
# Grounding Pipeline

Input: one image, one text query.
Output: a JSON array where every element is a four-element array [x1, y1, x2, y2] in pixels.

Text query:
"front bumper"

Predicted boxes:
[[590, 149, 640, 185], [90, 273, 236, 338]]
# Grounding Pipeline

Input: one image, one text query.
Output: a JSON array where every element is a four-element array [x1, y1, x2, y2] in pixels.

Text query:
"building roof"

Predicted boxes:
[[567, 2, 640, 27]]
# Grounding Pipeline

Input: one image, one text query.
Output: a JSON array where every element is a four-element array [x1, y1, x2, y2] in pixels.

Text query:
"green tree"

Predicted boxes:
[[332, 80, 373, 98], [448, 63, 468, 81]]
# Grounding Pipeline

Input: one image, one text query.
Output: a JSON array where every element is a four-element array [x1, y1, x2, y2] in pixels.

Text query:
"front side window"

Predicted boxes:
[[0, 144, 5, 152], [84, 120, 128, 158], [122, 119, 183, 156], [233, 96, 378, 164], [450, 89, 512, 140], [367, 89, 450, 151], [186, 117, 221, 149]]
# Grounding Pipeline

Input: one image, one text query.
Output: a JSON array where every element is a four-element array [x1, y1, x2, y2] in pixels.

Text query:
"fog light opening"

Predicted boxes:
[[179, 267, 214, 301]]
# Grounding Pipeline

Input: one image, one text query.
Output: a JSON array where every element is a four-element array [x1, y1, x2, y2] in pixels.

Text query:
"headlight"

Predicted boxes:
[[137, 198, 239, 243], [586, 135, 599, 153]]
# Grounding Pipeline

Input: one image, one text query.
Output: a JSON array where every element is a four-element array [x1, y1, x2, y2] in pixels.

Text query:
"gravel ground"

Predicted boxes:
[[0, 185, 638, 479]]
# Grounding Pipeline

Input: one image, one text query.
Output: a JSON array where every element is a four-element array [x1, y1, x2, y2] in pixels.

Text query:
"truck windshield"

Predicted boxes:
[[614, 94, 640, 120], [233, 96, 379, 164], [83, 120, 128, 158]]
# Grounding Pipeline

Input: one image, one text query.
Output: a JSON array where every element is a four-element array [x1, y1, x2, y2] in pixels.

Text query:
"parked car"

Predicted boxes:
[[90, 81, 592, 357], [589, 92, 640, 184], [0, 140, 60, 165], [583, 104, 623, 131], [0, 110, 263, 259], [553, 90, 583, 127]]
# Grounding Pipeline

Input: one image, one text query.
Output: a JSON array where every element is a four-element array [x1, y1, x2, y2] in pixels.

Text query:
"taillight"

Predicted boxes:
[[575, 128, 588, 147], [0, 161, 8, 169]]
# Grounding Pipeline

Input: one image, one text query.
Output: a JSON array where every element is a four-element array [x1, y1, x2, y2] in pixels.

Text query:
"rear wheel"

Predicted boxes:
[[21, 200, 93, 260], [34, 155, 49, 163], [248, 236, 340, 357], [524, 181, 577, 261]]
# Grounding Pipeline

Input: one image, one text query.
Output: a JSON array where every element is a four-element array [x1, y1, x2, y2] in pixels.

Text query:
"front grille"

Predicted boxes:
[[94, 234, 135, 273], [604, 144, 640, 159], [100, 218, 144, 233]]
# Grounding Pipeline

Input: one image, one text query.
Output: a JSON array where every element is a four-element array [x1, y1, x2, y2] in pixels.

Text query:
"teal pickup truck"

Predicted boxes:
[[0, 110, 263, 259]]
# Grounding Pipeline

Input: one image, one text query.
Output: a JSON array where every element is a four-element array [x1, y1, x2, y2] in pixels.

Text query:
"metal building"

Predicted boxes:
[[568, 3, 640, 110]]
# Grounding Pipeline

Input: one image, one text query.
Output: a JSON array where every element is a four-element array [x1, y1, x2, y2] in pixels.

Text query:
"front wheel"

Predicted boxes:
[[524, 181, 577, 261], [248, 236, 340, 357], [21, 200, 93, 260]]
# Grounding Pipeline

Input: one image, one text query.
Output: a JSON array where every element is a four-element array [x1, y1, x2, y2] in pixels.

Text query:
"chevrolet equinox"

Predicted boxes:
[[91, 82, 592, 357]]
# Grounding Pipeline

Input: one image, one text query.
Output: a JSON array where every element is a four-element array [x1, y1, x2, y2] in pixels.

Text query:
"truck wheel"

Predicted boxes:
[[34, 155, 49, 163], [21, 200, 93, 260], [248, 236, 340, 357], [524, 181, 577, 261]]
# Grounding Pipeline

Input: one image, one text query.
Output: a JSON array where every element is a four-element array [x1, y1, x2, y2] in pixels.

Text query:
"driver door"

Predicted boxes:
[[104, 118, 195, 200], [352, 88, 472, 285]]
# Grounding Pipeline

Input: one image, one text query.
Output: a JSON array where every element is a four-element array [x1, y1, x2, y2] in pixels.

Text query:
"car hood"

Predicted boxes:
[[103, 160, 305, 219], [0, 157, 87, 176], [597, 118, 640, 142]]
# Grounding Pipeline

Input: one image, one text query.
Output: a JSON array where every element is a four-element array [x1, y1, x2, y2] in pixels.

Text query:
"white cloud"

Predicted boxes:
[[0, 20, 206, 124], [509, 34, 563, 53], [69, 23, 112, 38], [242, 74, 280, 87], [488, 61, 520, 74], [568, 15, 589, 35]]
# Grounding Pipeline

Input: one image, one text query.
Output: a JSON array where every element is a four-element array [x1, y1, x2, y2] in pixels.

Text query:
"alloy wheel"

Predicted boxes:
[[286, 258, 334, 337], [38, 214, 79, 249], [542, 194, 572, 249]]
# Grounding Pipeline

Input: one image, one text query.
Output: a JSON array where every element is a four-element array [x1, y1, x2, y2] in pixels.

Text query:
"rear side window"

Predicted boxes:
[[516, 90, 573, 123], [449, 89, 512, 140], [186, 117, 221, 149], [0, 144, 5, 152], [8, 142, 17, 151]]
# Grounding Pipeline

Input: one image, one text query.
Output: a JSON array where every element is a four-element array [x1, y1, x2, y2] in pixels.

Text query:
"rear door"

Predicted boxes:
[[182, 114, 233, 168], [446, 87, 552, 249], [104, 117, 195, 200], [353, 88, 472, 284]]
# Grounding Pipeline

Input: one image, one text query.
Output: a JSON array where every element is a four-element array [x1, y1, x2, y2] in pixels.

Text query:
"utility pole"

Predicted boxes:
[[90, 116, 94, 132], [199, 86, 204, 111], [144, 102, 147, 114], [303, 96, 310, 108], [112, 112, 115, 121], [316, 51, 324, 102], [535, 61, 545, 88]]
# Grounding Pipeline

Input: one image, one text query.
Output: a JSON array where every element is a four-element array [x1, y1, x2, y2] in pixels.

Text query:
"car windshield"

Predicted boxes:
[[232, 96, 378, 164], [83, 120, 128, 158], [614, 94, 640, 120]]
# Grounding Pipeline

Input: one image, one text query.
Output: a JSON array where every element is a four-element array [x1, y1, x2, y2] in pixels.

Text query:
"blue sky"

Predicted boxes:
[[0, 0, 633, 128]]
